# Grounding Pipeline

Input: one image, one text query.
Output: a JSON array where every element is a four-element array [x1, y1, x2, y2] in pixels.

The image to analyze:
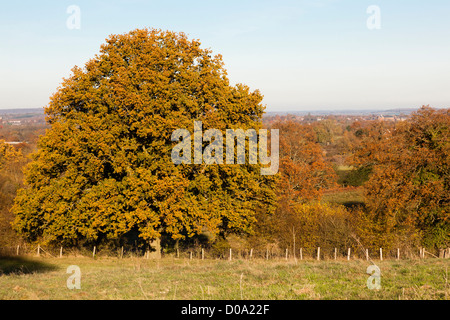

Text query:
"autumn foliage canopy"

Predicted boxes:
[[12, 29, 277, 246], [352, 107, 450, 248]]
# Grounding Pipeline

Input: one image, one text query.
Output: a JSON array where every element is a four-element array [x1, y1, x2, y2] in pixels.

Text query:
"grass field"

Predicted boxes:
[[322, 188, 365, 208], [0, 256, 448, 300]]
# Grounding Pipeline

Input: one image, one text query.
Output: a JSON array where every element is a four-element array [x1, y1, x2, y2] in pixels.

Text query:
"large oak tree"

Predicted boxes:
[[352, 107, 449, 249], [12, 29, 277, 247]]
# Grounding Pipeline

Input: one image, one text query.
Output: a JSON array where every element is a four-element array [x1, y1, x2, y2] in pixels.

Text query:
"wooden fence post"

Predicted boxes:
[[347, 248, 351, 261], [300, 248, 303, 260], [292, 226, 296, 261], [365, 249, 369, 261], [317, 247, 320, 261], [397, 248, 400, 260], [37, 244, 40, 257], [16, 245, 20, 256], [285, 248, 288, 261], [120, 246, 124, 259], [93, 246, 96, 258], [60, 246, 63, 258], [334, 248, 337, 261], [266, 248, 269, 260], [249, 248, 253, 260], [379, 248, 383, 261], [229, 248, 232, 261], [190, 251, 192, 260], [201, 248, 204, 260]]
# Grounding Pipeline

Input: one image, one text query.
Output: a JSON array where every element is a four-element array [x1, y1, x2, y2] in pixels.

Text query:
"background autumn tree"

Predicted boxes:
[[249, 120, 342, 252], [0, 141, 27, 248], [12, 28, 277, 249], [270, 119, 337, 203], [352, 107, 450, 251]]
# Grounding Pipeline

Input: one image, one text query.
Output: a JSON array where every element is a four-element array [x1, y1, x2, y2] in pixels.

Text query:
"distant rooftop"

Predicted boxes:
[[5, 142, 25, 145]]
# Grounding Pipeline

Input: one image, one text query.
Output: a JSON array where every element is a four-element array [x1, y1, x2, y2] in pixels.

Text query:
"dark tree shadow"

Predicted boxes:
[[342, 201, 366, 210], [0, 255, 57, 275]]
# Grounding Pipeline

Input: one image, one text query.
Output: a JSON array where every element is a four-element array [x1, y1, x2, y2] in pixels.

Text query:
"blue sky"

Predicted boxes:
[[1, 0, 449, 112]]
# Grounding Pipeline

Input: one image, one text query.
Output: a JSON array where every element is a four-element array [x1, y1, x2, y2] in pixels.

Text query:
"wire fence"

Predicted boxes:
[[1, 243, 449, 261]]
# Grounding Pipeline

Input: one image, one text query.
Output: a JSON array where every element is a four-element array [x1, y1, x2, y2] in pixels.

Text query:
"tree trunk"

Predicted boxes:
[[148, 238, 161, 259]]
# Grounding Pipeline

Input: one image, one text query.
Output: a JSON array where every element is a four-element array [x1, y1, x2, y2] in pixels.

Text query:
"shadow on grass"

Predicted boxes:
[[0, 255, 57, 275]]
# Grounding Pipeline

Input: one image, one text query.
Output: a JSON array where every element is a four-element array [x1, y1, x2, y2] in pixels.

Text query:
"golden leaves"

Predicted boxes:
[[12, 28, 276, 246]]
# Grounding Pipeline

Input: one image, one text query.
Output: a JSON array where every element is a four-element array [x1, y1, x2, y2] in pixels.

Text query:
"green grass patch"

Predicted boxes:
[[0, 256, 448, 300]]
